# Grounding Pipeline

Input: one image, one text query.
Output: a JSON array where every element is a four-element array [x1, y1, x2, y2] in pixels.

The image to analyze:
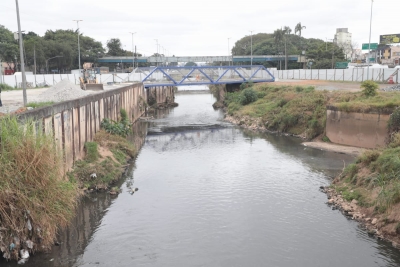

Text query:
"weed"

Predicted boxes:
[[361, 80, 379, 97], [344, 163, 358, 181], [322, 136, 330, 142], [85, 142, 99, 163], [240, 81, 254, 90], [0, 83, 15, 91], [101, 109, 132, 137], [357, 150, 380, 165], [0, 116, 78, 260]]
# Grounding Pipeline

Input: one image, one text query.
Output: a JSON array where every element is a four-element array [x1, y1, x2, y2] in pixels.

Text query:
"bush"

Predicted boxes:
[[388, 108, 400, 134], [0, 83, 14, 91], [239, 88, 258, 105], [361, 80, 378, 97], [100, 109, 132, 137], [240, 81, 254, 90]]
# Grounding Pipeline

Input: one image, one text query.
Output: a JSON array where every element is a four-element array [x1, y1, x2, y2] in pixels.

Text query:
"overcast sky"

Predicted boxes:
[[1, 0, 399, 57]]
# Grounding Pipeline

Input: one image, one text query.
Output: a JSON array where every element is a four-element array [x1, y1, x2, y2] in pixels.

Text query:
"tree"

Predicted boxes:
[[283, 26, 292, 35], [295, 23, 306, 37]]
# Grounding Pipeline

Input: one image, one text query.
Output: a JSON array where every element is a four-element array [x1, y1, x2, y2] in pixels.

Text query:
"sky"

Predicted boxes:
[[1, 0, 399, 57]]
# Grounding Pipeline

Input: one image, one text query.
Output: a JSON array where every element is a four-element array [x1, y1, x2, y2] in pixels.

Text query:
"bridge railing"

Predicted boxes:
[[140, 65, 275, 87]]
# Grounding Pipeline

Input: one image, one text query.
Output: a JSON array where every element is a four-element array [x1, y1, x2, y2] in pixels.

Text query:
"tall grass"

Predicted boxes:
[[0, 116, 78, 260]]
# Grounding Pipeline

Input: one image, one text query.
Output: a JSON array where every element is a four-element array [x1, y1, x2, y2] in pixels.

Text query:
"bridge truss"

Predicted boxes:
[[138, 65, 275, 87]]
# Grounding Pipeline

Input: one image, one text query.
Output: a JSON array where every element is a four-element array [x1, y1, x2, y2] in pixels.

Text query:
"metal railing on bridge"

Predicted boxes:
[[137, 65, 275, 87]]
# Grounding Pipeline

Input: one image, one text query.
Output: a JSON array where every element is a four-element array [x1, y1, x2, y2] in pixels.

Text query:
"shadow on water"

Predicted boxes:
[[241, 129, 355, 179]]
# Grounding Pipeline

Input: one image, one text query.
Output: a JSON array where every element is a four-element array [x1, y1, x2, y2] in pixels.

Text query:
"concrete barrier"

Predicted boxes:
[[16, 83, 174, 172], [326, 106, 390, 149]]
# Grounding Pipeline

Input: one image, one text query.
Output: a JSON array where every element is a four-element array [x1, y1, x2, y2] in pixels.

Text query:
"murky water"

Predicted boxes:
[[4, 86, 400, 267]]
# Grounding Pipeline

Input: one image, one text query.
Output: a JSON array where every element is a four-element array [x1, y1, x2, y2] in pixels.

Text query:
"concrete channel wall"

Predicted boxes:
[[17, 83, 174, 172], [326, 107, 390, 149]]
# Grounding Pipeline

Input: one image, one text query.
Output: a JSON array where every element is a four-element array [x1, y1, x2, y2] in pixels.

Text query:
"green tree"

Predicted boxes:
[[294, 23, 306, 37]]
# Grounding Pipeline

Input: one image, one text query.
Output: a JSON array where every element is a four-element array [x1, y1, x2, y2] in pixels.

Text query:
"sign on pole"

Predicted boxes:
[[362, 43, 378, 50], [335, 62, 348, 69]]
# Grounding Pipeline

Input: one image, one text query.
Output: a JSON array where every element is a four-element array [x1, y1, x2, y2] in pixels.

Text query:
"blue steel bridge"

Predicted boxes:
[[133, 65, 275, 87]]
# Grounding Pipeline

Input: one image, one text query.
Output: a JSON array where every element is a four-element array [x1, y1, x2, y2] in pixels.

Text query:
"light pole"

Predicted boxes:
[[46, 56, 63, 74], [73, 20, 83, 74], [250, 30, 253, 66], [129, 32, 136, 70], [367, 0, 374, 80], [15, 0, 27, 106], [227, 37, 231, 66], [154, 39, 158, 66]]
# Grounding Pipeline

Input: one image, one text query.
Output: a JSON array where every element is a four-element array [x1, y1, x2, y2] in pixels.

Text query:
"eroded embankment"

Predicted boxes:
[[211, 82, 400, 249], [0, 112, 140, 263]]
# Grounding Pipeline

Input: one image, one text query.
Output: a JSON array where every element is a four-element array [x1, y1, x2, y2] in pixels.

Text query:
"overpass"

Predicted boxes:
[[98, 55, 305, 64], [132, 65, 275, 87]]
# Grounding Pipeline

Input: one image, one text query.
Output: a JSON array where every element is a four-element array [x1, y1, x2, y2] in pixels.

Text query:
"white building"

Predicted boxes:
[[334, 28, 352, 59]]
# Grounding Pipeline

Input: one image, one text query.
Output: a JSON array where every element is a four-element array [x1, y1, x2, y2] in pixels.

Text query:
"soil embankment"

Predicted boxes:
[[215, 81, 400, 249]]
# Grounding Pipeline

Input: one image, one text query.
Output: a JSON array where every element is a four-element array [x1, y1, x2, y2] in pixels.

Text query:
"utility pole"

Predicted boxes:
[[367, 0, 374, 80], [250, 30, 253, 66], [73, 20, 83, 74], [129, 32, 136, 70], [33, 44, 37, 75], [332, 39, 335, 69], [15, 0, 27, 106]]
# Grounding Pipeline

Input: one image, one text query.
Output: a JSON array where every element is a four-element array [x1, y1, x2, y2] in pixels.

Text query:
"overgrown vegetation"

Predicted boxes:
[[224, 82, 400, 139], [335, 133, 400, 217], [361, 80, 379, 97], [68, 130, 136, 190], [100, 109, 132, 137], [0, 116, 78, 260]]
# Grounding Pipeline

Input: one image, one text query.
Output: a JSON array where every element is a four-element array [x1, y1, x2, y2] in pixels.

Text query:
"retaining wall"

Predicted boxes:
[[326, 107, 390, 149], [17, 84, 174, 172]]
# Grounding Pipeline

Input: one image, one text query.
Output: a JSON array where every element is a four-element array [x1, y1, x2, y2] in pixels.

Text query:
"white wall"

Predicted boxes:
[[1, 68, 398, 87], [271, 68, 399, 83]]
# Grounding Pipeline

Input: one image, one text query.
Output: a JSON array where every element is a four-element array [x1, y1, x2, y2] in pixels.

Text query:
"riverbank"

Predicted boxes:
[[216, 81, 400, 250]]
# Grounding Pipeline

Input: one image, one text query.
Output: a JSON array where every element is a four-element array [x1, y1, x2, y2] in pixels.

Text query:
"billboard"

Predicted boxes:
[[380, 34, 400, 44]]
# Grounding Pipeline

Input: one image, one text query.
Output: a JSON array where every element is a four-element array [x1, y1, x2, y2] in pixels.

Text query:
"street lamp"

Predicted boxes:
[[367, 0, 374, 80], [73, 20, 83, 74], [15, 0, 27, 106], [250, 30, 253, 66], [46, 56, 63, 74], [129, 32, 136, 70]]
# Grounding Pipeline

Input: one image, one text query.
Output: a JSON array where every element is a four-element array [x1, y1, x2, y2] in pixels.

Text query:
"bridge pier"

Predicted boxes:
[[146, 85, 176, 107]]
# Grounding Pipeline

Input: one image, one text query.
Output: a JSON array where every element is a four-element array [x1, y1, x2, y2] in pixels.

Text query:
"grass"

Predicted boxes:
[[68, 130, 136, 189], [0, 83, 15, 91], [223, 82, 400, 139], [26, 101, 55, 109], [0, 116, 78, 260]]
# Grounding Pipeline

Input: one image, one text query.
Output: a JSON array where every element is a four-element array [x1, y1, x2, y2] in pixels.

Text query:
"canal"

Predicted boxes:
[[5, 86, 400, 267]]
